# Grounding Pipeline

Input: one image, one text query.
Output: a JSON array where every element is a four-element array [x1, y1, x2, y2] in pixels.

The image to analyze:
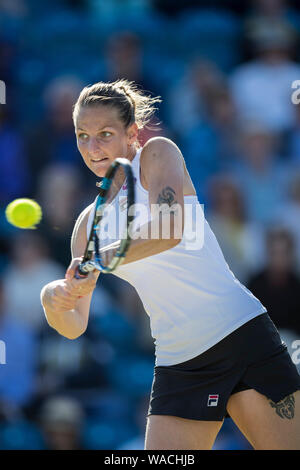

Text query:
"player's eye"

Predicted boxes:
[[78, 133, 89, 141], [100, 131, 112, 138]]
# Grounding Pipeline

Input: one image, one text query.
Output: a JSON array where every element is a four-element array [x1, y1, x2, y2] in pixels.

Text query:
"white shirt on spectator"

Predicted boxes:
[[230, 59, 300, 132]]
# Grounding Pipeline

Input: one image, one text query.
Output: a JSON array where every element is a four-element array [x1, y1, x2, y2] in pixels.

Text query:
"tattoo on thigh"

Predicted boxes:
[[268, 394, 295, 419]]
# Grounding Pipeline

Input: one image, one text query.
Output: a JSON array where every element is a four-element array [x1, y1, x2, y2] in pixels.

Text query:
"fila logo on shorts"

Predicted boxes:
[[207, 394, 219, 406]]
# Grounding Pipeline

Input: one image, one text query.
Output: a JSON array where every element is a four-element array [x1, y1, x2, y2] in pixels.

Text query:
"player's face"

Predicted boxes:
[[75, 105, 138, 177]]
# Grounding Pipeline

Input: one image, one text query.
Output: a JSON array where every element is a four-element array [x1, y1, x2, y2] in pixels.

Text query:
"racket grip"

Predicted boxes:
[[75, 261, 95, 279]]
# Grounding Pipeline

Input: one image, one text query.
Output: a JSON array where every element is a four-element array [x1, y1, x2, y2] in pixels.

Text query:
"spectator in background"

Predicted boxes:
[[37, 309, 108, 400], [180, 85, 241, 204], [168, 60, 232, 203], [0, 105, 29, 206], [118, 395, 150, 450], [287, 102, 300, 164], [88, 0, 152, 18], [203, 86, 240, 169], [245, 0, 300, 32], [104, 32, 149, 88], [0, 0, 28, 20], [0, 33, 19, 88], [272, 171, 300, 269], [230, 121, 292, 225], [0, 279, 38, 411], [38, 396, 85, 450], [206, 175, 265, 283], [102, 31, 162, 145], [25, 75, 85, 195], [247, 227, 300, 336], [167, 58, 225, 139], [116, 281, 154, 356], [36, 163, 87, 267], [230, 17, 300, 134], [3, 231, 64, 333], [0, 104, 30, 267]]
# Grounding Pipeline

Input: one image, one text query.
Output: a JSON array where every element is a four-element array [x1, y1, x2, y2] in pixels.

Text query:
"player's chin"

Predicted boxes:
[[90, 159, 111, 176]]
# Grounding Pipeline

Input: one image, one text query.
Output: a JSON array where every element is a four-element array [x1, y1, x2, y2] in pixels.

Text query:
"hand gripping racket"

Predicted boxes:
[[75, 158, 135, 277]]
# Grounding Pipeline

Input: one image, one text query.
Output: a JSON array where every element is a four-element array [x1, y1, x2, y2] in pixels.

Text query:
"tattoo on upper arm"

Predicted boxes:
[[268, 394, 295, 419], [157, 186, 177, 206]]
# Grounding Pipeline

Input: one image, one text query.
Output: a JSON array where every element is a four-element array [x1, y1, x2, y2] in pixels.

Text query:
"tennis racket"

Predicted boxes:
[[75, 158, 135, 277]]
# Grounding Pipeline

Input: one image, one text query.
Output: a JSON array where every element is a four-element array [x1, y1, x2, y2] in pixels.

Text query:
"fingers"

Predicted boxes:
[[65, 257, 83, 281], [66, 258, 99, 281], [51, 284, 79, 312], [66, 273, 97, 297], [48, 268, 99, 315], [65, 268, 99, 297]]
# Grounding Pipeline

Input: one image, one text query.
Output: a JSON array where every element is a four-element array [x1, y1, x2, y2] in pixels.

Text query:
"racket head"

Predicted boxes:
[[76, 158, 135, 277]]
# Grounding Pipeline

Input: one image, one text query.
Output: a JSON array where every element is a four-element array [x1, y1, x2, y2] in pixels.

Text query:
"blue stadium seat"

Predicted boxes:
[[176, 8, 242, 71], [82, 418, 136, 450], [89, 308, 138, 353], [0, 421, 45, 450], [106, 354, 154, 397]]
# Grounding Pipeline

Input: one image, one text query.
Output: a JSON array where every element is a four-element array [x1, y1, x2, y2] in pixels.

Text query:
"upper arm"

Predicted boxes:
[[141, 137, 184, 203], [140, 137, 185, 233]]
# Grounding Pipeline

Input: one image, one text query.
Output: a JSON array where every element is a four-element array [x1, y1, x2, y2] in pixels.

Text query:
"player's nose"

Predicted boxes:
[[87, 137, 104, 156]]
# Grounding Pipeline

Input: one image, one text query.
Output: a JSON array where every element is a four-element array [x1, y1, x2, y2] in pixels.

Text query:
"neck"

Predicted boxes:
[[104, 146, 138, 198], [109, 148, 136, 199], [127, 145, 137, 162]]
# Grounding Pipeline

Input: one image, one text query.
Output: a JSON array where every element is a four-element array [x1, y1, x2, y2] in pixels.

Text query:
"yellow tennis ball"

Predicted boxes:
[[5, 198, 42, 229]]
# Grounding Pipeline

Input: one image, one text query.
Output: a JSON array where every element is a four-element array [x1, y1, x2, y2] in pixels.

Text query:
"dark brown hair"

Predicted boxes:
[[266, 227, 295, 253], [73, 79, 161, 131]]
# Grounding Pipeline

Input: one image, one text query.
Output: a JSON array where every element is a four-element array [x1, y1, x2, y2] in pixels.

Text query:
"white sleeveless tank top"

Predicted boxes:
[[87, 148, 267, 366]]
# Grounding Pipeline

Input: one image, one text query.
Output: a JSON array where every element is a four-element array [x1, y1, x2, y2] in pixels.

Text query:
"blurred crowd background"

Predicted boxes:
[[0, 0, 300, 450]]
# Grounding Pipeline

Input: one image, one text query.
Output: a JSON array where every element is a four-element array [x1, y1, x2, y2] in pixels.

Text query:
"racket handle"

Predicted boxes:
[[75, 261, 95, 279]]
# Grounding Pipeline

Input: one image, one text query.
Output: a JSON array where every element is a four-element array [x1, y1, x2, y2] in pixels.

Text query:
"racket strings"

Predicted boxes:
[[77, 158, 135, 275]]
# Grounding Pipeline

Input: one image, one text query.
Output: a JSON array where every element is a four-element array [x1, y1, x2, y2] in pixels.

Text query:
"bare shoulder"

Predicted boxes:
[[71, 203, 94, 258], [140, 137, 184, 178], [141, 136, 183, 159], [139, 137, 185, 193], [140, 137, 196, 197]]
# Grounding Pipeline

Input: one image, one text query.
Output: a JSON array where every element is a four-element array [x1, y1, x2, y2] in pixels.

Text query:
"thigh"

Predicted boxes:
[[227, 389, 300, 450], [144, 414, 223, 450]]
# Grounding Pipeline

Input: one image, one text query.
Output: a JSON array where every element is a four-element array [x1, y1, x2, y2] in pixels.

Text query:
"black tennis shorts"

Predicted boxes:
[[147, 313, 300, 421]]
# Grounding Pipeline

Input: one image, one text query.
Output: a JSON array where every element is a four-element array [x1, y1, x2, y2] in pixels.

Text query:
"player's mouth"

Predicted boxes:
[[91, 157, 109, 163]]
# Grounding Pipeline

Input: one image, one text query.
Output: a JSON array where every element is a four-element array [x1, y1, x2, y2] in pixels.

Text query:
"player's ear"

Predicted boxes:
[[127, 122, 139, 145]]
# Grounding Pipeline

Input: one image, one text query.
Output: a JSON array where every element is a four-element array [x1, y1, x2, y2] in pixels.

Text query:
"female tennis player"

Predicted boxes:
[[41, 79, 300, 450]]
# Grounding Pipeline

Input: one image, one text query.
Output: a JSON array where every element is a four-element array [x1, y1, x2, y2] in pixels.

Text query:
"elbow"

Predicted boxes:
[[47, 321, 87, 340], [43, 305, 88, 340], [62, 324, 87, 340], [64, 333, 83, 340], [59, 329, 86, 340]]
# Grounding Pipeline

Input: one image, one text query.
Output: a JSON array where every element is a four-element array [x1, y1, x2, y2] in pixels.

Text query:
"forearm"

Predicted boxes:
[[41, 281, 86, 339], [122, 216, 182, 265], [122, 236, 179, 265]]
